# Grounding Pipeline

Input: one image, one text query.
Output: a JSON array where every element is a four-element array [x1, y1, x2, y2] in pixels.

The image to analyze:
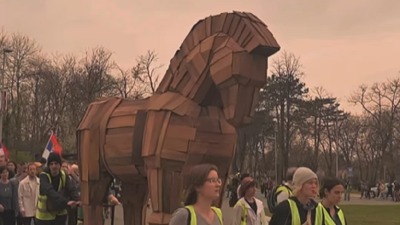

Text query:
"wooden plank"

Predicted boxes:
[[104, 142, 132, 159], [87, 128, 100, 181], [211, 13, 228, 34], [106, 127, 132, 135], [210, 53, 232, 86], [161, 150, 187, 161], [169, 114, 194, 127], [207, 106, 220, 119], [110, 99, 147, 117], [107, 164, 138, 175], [107, 115, 135, 129], [189, 141, 235, 157], [80, 131, 89, 182], [205, 16, 212, 36], [142, 111, 169, 157], [192, 19, 206, 45], [156, 68, 173, 93], [195, 117, 220, 133], [132, 110, 147, 174], [170, 64, 188, 89], [153, 112, 172, 159], [186, 51, 207, 78], [227, 14, 240, 37], [185, 154, 204, 165], [173, 99, 192, 116], [148, 169, 160, 211], [81, 181, 89, 204], [220, 117, 235, 134], [190, 73, 213, 103], [163, 138, 189, 153], [105, 156, 132, 165], [176, 73, 194, 94], [232, 21, 246, 43], [212, 34, 229, 52], [166, 124, 196, 140], [222, 13, 234, 34]]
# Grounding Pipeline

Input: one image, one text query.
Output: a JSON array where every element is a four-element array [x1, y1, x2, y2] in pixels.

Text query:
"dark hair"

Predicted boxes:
[[319, 177, 344, 198], [184, 164, 218, 206], [0, 166, 8, 174], [286, 167, 297, 181], [7, 161, 18, 174], [240, 173, 250, 181]]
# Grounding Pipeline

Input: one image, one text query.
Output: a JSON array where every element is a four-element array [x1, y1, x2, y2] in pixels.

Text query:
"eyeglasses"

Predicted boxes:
[[206, 178, 222, 184]]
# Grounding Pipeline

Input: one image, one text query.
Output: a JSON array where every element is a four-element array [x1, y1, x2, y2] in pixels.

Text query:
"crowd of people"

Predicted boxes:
[[360, 180, 400, 201], [0, 152, 120, 225], [170, 164, 351, 225]]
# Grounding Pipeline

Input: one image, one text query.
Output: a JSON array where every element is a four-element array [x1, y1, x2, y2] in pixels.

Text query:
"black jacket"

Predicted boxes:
[[39, 167, 79, 211], [269, 197, 319, 225]]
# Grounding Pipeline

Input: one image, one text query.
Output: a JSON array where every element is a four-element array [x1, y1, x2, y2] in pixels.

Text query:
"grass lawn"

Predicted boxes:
[[340, 205, 400, 225], [264, 205, 400, 225]]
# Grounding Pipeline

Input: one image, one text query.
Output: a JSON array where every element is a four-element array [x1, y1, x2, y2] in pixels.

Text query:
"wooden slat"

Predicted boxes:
[[166, 124, 196, 140], [207, 106, 220, 119], [163, 138, 189, 153], [222, 13, 234, 34], [169, 114, 194, 127], [211, 13, 228, 34], [107, 115, 135, 129], [192, 19, 206, 45], [210, 53, 232, 86], [227, 14, 240, 37], [141, 111, 169, 157], [195, 117, 220, 133], [161, 150, 187, 162], [79, 131, 89, 182]]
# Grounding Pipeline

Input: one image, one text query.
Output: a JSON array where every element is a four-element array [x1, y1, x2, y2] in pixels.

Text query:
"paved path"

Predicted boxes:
[[105, 192, 399, 225]]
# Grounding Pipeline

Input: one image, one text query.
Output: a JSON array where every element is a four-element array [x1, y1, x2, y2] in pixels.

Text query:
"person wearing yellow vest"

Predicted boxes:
[[318, 177, 347, 225], [169, 164, 223, 225], [35, 152, 80, 225], [269, 167, 323, 225], [231, 176, 267, 225]]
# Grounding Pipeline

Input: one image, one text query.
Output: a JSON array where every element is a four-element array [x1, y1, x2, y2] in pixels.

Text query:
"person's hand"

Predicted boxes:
[[20, 210, 26, 217], [67, 201, 79, 208], [0, 204, 4, 213], [108, 195, 121, 205]]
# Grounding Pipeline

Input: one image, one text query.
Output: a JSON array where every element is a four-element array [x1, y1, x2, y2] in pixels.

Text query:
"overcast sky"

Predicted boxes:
[[1, 0, 399, 112]]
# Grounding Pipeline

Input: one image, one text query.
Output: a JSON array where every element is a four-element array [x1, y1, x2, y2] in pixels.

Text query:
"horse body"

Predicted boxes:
[[77, 11, 280, 225]]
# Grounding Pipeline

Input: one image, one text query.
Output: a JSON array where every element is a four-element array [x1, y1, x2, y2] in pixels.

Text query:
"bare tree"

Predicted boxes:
[[133, 50, 163, 95], [349, 78, 400, 181]]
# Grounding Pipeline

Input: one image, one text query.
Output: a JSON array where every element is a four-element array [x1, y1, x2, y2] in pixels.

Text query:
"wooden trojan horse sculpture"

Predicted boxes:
[[77, 11, 280, 225]]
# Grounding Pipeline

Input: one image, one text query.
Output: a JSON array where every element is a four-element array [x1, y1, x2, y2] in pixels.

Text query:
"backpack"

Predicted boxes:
[[267, 184, 292, 213], [229, 191, 239, 207]]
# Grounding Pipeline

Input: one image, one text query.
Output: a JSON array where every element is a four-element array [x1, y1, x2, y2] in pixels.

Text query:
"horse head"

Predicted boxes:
[[157, 12, 280, 127]]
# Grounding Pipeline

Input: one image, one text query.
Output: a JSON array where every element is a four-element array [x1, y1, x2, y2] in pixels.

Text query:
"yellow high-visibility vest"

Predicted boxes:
[[185, 205, 223, 225], [35, 170, 67, 220], [288, 199, 323, 225], [317, 203, 346, 225]]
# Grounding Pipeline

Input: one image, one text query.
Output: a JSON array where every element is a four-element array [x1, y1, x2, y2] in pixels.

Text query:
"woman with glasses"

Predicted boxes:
[[231, 176, 267, 225], [169, 164, 223, 225]]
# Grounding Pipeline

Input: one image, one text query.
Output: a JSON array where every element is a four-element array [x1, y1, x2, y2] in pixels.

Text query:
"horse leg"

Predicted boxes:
[[120, 179, 148, 225], [82, 173, 113, 225], [146, 167, 183, 225]]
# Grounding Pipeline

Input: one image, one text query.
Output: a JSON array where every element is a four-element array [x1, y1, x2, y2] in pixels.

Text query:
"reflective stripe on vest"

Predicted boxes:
[[185, 205, 223, 225], [288, 199, 323, 225], [35, 171, 67, 220], [234, 201, 247, 225], [276, 186, 293, 197], [234, 200, 266, 225], [318, 203, 346, 225]]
